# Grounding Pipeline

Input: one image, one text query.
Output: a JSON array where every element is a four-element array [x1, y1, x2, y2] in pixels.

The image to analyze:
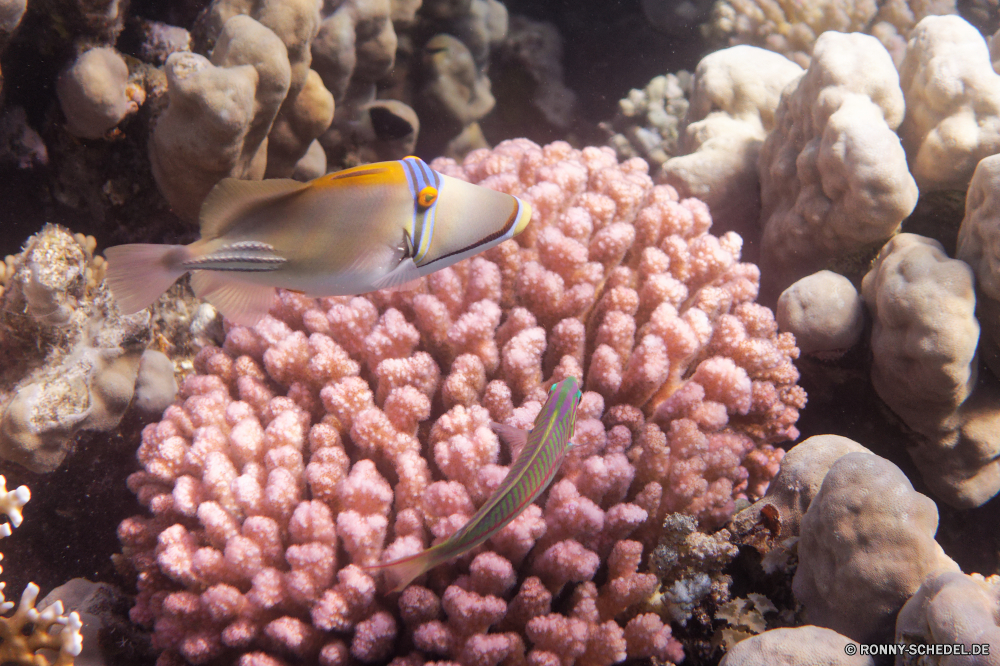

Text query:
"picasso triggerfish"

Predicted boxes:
[[105, 157, 532, 325], [367, 376, 583, 592]]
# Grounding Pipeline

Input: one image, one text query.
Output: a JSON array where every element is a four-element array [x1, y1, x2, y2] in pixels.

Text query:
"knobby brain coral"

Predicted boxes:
[[116, 139, 804, 666]]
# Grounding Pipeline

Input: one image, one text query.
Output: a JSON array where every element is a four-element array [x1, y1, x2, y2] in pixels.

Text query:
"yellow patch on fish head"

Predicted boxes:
[[310, 160, 409, 192], [514, 200, 532, 235]]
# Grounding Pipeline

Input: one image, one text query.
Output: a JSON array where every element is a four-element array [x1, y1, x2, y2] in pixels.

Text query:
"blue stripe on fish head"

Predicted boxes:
[[400, 157, 442, 263], [409, 173, 530, 274]]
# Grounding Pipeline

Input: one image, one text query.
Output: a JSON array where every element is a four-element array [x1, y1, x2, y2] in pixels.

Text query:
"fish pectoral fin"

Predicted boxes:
[[341, 240, 397, 277], [491, 422, 530, 458], [200, 177, 307, 239], [371, 258, 422, 292], [190, 271, 276, 326]]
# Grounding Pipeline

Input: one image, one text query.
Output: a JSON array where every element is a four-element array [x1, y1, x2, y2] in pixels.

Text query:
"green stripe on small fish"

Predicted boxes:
[[365, 376, 583, 591]]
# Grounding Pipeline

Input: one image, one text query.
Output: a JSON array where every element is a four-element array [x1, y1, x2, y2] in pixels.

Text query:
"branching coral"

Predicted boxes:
[[117, 139, 803, 665], [0, 476, 84, 666], [603, 72, 692, 173], [703, 0, 955, 67]]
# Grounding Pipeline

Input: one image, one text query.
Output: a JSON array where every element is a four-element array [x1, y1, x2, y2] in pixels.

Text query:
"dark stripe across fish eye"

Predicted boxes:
[[401, 157, 444, 264]]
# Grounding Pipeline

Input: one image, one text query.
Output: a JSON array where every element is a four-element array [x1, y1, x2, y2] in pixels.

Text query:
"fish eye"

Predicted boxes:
[[417, 186, 438, 208]]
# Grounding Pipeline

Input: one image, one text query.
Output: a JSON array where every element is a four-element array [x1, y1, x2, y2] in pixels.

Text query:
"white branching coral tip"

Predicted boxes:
[[0, 478, 83, 665], [0, 557, 10, 614], [0, 582, 85, 664], [0, 476, 30, 536]]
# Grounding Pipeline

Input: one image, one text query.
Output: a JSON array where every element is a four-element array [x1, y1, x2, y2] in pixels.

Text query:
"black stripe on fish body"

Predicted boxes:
[[183, 252, 287, 272]]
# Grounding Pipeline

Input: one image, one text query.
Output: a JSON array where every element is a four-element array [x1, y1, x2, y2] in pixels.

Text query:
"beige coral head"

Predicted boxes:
[[719, 625, 874, 665], [149, 15, 291, 219], [686, 45, 804, 126], [896, 570, 1000, 654], [56, 47, 138, 140], [898, 15, 1000, 192], [421, 34, 495, 125], [792, 452, 959, 643], [861, 233, 986, 507], [732, 434, 871, 542], [0, 0, 26, 38], [757, 30, 915, 305], [777, 271, 865, 356], [958, 153, 1000, 303]]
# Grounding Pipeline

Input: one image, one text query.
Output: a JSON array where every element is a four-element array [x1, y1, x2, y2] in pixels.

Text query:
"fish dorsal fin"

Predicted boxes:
[[190, 270, 275, 326], [199, 178, 307, 239], [491, 422, 529, 459], [371, 258, 422, 292]]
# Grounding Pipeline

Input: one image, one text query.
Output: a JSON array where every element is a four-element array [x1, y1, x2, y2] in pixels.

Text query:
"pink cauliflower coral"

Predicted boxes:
[[118, 139, 803, 666]]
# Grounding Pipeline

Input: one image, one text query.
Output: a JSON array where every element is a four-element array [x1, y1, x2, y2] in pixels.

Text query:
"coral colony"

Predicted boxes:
[[0, 476, 84, 666], [117, 140, 797, 665]]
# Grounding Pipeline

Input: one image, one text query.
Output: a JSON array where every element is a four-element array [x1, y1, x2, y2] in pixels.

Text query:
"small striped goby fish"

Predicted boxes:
[[366, 376, 584, 592], [104, 157, 532, 326]]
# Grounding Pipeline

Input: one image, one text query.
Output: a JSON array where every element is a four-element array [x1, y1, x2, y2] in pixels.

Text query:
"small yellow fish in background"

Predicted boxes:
[[105, 157, 532, 325]]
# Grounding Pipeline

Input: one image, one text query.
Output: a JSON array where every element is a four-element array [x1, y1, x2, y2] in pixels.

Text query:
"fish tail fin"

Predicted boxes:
[[103, 244, 187, 315], [365, 546, 448, 593]]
